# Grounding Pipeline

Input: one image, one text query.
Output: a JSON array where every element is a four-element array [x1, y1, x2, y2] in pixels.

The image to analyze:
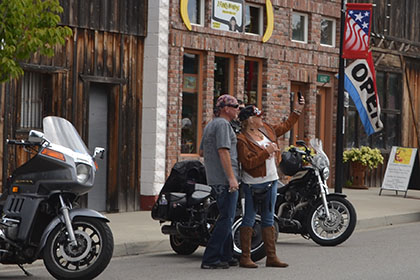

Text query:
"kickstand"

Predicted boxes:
[[18, 264, 32, 277]]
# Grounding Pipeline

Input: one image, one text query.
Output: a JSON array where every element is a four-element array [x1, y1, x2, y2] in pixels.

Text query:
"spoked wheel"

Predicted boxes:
[[307, 196, 357, 246], [43, 217, 114, 280], [232, 215, 274, 262]]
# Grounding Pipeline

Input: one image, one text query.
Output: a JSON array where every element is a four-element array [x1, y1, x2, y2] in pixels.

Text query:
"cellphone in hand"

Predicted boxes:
[[297, 92, 304, 105]]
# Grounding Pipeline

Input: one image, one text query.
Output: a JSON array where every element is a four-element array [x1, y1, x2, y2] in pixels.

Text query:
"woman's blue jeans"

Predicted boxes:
[[240, 180, 278, 228], [202, 184, 239, 265]]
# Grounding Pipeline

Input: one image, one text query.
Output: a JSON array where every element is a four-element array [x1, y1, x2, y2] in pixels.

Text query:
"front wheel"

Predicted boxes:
[[169, 234, 199, 255], [306, 196, 357, 246], [43, 217, 114, 280]]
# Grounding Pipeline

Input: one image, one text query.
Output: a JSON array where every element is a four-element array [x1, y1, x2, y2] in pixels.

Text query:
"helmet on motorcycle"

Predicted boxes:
[[279, 150, 302, 176]]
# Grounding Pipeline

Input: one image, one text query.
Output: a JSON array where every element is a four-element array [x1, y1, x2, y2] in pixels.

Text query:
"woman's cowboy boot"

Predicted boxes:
[[261, 226, 288, 268], [239, 227, 258, 268]]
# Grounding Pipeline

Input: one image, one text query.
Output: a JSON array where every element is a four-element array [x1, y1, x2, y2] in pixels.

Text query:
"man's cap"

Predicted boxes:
[[216, 94, 238, 108], [238, 105, 263, 121]]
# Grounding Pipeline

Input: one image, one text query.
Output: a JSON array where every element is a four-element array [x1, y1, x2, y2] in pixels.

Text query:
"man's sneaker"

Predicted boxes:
[[201, 262, 230, 269]]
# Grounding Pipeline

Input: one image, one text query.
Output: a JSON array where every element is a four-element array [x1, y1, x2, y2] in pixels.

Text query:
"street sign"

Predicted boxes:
[[317, 74, 330, 83]]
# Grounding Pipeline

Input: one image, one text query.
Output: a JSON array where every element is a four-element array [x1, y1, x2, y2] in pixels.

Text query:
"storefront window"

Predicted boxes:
[[244, 59, 262, 107], [214, 56, 232, 104], [345, 71, 401, 150], [182, 52, 202, 154]]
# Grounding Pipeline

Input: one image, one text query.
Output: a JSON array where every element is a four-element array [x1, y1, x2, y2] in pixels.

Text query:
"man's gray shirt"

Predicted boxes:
[[200, 117, 239, 185]]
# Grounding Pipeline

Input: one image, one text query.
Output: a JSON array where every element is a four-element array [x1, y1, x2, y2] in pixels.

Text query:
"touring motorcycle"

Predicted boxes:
[[0, 116, 113, 279], [151, 160, 267, 261], [232, 139, 357, 251]]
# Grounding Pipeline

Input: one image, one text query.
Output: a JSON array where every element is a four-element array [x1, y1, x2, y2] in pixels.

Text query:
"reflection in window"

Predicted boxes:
[[244, 60, 260, 106], [182, 53, 201, 154], [214, 56, 231, 104], [345, 71, 401, 150], [292, 12, 308, 43], [321, 18, 335, 46], [188, 0, 204, 25], [245, 4, 262, 35]]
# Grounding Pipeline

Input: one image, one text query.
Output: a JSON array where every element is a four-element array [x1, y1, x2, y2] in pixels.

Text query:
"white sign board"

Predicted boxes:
[[381, 146, 418, 192], [211, 0, 243, 32]]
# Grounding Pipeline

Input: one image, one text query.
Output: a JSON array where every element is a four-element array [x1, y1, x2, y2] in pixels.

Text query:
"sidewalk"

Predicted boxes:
[[107, 187, 420, 257]]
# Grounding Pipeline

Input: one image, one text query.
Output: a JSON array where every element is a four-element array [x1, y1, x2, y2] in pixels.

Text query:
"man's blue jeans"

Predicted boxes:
[[241, 180, 277, 228], [202, 185, 239, 265]]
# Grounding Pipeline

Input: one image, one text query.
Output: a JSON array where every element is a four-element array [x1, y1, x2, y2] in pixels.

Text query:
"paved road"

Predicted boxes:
[[1, 222, 420, 280]]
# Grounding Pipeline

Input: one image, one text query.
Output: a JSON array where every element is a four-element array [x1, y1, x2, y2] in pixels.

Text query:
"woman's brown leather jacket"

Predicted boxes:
[[237, 112, 300, 178]]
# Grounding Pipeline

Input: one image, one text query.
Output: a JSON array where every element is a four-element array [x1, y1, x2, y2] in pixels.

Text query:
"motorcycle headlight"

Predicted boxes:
[[322, 167, 330, 180], [76, 163, 91, 184]]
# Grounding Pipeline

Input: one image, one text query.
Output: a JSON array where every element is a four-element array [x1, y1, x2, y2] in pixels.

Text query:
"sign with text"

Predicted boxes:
[[381, 147, 418, 192], [211, 0, 243, 32]]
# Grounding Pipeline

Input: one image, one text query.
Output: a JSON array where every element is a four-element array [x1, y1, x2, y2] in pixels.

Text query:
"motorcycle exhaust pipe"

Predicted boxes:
[[161, 225, 178, 235]]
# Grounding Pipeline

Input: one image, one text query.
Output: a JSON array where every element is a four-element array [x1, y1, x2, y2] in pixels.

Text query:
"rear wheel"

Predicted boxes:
[[43, 217, 114, 280], [169, 234, 199, 255]]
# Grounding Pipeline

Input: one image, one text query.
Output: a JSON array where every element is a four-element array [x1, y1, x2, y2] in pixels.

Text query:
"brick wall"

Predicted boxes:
[[165, 0, 341, 179]]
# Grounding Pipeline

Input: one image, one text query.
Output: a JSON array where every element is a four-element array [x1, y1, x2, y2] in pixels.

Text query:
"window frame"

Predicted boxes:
[[291, 11, 308, 43], [244, 57, 263, 108], [320, 17, 336, 47], [181, 50, 204, 156], [244, 3, 264, 36], [188, 0, 205, 26]]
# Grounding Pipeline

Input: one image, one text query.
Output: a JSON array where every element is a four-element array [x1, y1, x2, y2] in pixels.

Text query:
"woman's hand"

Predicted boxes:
[[265, 142, 279, 156], [293, 93, 305, 112]]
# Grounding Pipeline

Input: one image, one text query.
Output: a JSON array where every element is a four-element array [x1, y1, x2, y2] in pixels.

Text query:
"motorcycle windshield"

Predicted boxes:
[[43, 116, 91, 156]]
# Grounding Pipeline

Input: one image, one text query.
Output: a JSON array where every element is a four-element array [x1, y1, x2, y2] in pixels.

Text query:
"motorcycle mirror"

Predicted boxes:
[[28, 130, 45, 144], [93, 147, 105, 159]]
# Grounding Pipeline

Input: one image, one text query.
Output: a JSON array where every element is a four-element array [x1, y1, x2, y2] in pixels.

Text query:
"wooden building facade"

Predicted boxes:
[[0, 0, 148, 212], [345, 0, 420, 187]]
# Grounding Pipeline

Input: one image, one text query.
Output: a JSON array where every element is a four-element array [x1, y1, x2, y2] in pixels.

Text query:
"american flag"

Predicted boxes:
[[342, 3, 372, 59]]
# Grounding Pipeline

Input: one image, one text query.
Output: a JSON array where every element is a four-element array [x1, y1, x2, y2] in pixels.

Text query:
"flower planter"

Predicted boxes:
[[349, 161, 368, 189]]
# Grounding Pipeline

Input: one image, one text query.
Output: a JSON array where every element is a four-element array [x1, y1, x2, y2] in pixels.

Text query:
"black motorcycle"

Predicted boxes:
[[0, 116, 114, 279], [151, 160, 267, 261], [232, 139, 357, 248]]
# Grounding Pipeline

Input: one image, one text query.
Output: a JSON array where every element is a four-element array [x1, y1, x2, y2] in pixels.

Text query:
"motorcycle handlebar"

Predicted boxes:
[[6, 139, 37, 146]]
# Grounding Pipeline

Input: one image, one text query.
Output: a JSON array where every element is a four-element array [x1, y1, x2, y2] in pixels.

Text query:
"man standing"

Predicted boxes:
[[200, 94, 240, 269]]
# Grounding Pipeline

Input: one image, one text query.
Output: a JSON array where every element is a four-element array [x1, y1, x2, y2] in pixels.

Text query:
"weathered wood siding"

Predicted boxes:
[[353, 0, 420, 43], [0, 0, 146, 212]]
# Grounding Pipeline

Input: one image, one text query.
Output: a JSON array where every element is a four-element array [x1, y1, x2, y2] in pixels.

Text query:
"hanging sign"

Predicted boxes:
[[380, 147, 419, 196]]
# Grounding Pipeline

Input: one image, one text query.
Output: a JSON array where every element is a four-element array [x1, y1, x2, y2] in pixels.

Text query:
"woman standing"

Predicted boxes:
[[236, 96, 304, 268]]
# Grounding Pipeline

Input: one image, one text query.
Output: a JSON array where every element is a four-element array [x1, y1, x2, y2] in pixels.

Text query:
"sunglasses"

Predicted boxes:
[[226, 104, 239, 109]]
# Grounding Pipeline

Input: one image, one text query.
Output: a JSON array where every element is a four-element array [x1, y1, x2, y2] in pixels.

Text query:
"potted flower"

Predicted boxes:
[[343, 146, 384, 189]]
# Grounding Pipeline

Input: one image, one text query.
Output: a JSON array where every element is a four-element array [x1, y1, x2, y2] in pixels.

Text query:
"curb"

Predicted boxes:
[[112, 212, 420, 258]]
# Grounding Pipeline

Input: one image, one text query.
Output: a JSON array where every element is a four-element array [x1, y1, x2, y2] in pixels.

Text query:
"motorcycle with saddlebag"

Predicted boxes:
[[151, 160, 267, 261]]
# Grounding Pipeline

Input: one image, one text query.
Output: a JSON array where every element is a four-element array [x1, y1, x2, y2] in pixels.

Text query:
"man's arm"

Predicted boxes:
[[218, 148, 239, 192]]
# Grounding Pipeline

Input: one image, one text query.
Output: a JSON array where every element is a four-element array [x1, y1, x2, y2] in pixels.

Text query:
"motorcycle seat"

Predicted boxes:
[[188, 184, 212, 205]]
